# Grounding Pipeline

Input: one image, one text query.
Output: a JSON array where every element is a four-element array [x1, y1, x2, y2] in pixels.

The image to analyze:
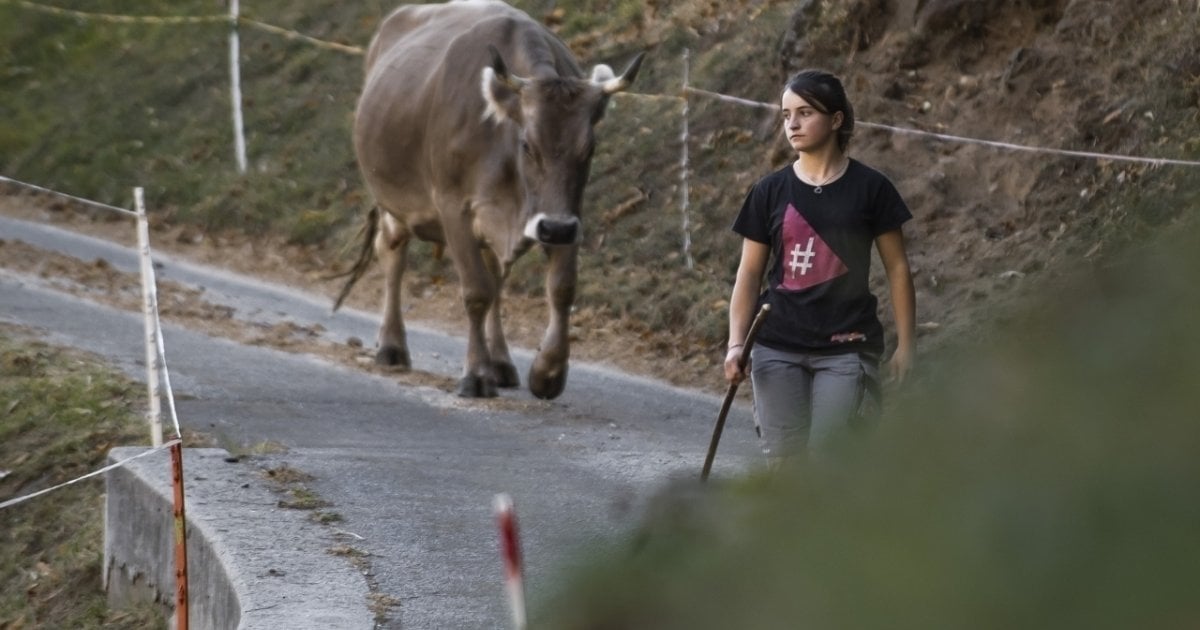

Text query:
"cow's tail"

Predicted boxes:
[[329, 205, 379, 312]]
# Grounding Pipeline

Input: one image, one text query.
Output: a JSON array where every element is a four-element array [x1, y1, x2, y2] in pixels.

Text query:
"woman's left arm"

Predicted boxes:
[[875, 229, 915, 383]]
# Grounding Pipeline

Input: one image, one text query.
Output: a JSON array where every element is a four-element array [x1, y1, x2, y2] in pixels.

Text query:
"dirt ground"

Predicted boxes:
[[0, 192, 730, 402]]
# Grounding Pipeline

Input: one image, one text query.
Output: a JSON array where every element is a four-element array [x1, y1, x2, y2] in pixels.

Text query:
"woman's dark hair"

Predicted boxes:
[[783, 69, 855, 152]]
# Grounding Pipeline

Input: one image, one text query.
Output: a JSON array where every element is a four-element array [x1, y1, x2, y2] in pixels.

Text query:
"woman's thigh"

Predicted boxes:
[[809, 353, 874, 450], [749, 345, 814, 458]]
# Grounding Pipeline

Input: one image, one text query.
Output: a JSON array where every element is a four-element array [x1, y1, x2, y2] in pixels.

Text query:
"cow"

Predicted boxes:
[[334, 0, 644, 399]]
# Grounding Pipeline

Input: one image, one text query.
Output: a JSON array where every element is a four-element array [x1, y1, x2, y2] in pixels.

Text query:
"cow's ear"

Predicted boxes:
[[482, 46, 524, 124], [590, 64, 615, 84]]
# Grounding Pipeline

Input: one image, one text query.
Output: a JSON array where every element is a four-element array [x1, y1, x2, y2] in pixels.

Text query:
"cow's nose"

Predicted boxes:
[[535, 217, 579, 245]]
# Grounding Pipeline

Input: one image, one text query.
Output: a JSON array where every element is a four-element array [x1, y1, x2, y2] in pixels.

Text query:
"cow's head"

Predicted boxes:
[[482, 47, 644, 247]]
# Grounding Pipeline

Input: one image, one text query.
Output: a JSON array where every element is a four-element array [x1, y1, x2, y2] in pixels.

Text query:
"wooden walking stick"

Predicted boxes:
[[701, 303, 770, 481]]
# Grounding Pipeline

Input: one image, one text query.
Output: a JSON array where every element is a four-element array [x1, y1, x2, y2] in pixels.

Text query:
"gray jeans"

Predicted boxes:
[[749, 344, 881, 461]]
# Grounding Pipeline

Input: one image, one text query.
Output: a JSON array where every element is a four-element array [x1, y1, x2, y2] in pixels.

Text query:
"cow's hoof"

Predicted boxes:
[[375, 345, 411, 369], [529, 365, 567, 400], [457, 374, 498, 398], [493, 362, 520, 389]]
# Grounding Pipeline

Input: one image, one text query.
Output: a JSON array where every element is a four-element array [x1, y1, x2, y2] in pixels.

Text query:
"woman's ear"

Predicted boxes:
[[832, 111, 845, 130]]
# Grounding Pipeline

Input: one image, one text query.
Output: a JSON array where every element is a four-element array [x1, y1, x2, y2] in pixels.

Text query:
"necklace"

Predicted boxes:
[[796, 158, 849, 194]]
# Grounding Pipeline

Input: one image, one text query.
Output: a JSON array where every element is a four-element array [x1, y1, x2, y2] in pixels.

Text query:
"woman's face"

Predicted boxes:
[[781, 89, 842, 154]]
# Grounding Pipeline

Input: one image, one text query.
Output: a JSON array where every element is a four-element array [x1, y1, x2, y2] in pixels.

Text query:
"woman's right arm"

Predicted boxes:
[[725, 238, 770, 383]]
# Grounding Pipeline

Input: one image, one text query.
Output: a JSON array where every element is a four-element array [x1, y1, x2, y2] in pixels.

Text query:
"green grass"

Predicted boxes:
[[0, 326, 165, 629]]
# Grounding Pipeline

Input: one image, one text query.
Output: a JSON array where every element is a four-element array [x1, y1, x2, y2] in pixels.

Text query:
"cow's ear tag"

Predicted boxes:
[[482, 45, 524, 124]]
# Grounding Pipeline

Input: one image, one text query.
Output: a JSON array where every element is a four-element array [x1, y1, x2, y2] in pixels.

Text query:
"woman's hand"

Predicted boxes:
[[726, 239, 769, 386], [876, 229, 915, 386], [887, 344, 913, 384], [724, 345, 750, 384]]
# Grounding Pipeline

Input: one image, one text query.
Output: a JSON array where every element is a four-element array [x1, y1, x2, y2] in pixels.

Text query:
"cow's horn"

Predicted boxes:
[[601, 51, 646, 94], [487, 45, 527, 90], [487, 45, 509, 78]]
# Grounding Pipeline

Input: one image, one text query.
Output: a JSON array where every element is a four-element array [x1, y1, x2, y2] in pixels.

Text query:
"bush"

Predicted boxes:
[[534, 218, 1200, 629]]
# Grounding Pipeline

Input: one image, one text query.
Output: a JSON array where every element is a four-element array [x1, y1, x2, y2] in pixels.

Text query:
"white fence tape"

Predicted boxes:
[[0, 439, 181, 511], [854, 121, 1200, 168], [2, 0, 363, 173], [6, 0, 1195, 171], [1, 0, 225, 24], [0, 174, 139, 217], [0, 180, 184, 510], [681, 86, 1200, 168], [240, 17, 364, 55], [1, 0, 364, 54], [1, 0, 1195, 531]]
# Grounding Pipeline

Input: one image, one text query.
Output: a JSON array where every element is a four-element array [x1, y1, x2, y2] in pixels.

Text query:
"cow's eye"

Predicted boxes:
[[521, 140, 533, 156]]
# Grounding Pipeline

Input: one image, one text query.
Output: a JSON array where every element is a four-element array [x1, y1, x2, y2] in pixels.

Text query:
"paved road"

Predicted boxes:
[[0, 215, 760, 628]]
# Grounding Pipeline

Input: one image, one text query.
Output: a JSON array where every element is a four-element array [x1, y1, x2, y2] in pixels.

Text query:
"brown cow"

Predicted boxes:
[[335, 1, 643, 399]]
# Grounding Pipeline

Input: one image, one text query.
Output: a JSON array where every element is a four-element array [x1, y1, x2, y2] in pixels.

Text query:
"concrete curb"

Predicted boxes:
[[104, 447, 374, 629]]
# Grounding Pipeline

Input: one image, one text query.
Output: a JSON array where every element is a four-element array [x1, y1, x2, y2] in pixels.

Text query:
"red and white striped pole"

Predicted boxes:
[[493, 493, 526, 630]]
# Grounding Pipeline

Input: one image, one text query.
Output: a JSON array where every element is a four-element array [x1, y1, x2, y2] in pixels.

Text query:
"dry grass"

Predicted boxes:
[[0, 325, 165, 629]]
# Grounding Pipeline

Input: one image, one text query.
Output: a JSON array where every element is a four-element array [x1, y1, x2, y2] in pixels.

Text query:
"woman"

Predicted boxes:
[[725, 69, 915, 461]]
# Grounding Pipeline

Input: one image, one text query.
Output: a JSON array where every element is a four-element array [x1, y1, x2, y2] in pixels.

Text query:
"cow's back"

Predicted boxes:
[[364, 1, 531, 77]]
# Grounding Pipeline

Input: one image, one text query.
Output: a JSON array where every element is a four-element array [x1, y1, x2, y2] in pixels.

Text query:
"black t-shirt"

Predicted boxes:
[[731, 159, 911, 357]]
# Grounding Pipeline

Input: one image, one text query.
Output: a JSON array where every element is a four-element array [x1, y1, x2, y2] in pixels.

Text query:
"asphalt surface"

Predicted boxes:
[[0, 215, 760, 628]]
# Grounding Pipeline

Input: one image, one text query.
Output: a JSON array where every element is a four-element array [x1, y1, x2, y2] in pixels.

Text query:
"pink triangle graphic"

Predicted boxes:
[[777, 203, 848, 292]]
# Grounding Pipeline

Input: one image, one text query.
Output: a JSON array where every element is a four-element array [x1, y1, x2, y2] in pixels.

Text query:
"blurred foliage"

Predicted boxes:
[[534, 215, 1200, 628], [0, 327, 164, 629]]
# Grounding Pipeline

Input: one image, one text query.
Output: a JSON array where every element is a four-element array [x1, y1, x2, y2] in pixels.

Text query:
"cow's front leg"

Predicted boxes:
[[444, 203, 498, 398], [375, 212, 411, 369], [458, 272, 500, 398], [482, 248, 519, 388], [529, 245, 576, 400]]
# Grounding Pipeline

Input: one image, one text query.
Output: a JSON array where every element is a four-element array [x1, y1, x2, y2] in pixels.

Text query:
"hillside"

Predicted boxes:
[[3, 3, 1199, 626], [1, 0, 1198, 390]]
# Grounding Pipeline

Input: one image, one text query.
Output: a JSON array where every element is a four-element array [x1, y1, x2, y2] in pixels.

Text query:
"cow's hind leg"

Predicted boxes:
[[481, 248, 519, 388], [375, 212, 411, 369]]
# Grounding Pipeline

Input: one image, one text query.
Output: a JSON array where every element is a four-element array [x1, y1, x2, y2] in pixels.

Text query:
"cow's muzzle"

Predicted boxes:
[[524, 214, 580, 246]]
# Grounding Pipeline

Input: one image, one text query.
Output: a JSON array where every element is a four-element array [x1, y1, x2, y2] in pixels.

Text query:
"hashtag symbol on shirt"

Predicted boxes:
[[788, 237, 815, 278]]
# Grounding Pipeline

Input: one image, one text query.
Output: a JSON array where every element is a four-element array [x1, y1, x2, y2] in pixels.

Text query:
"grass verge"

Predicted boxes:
[[0, 324, 165, 629]]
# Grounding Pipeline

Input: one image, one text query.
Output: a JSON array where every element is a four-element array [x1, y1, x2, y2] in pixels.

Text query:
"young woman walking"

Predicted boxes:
[[725, 69, 916, 461]]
